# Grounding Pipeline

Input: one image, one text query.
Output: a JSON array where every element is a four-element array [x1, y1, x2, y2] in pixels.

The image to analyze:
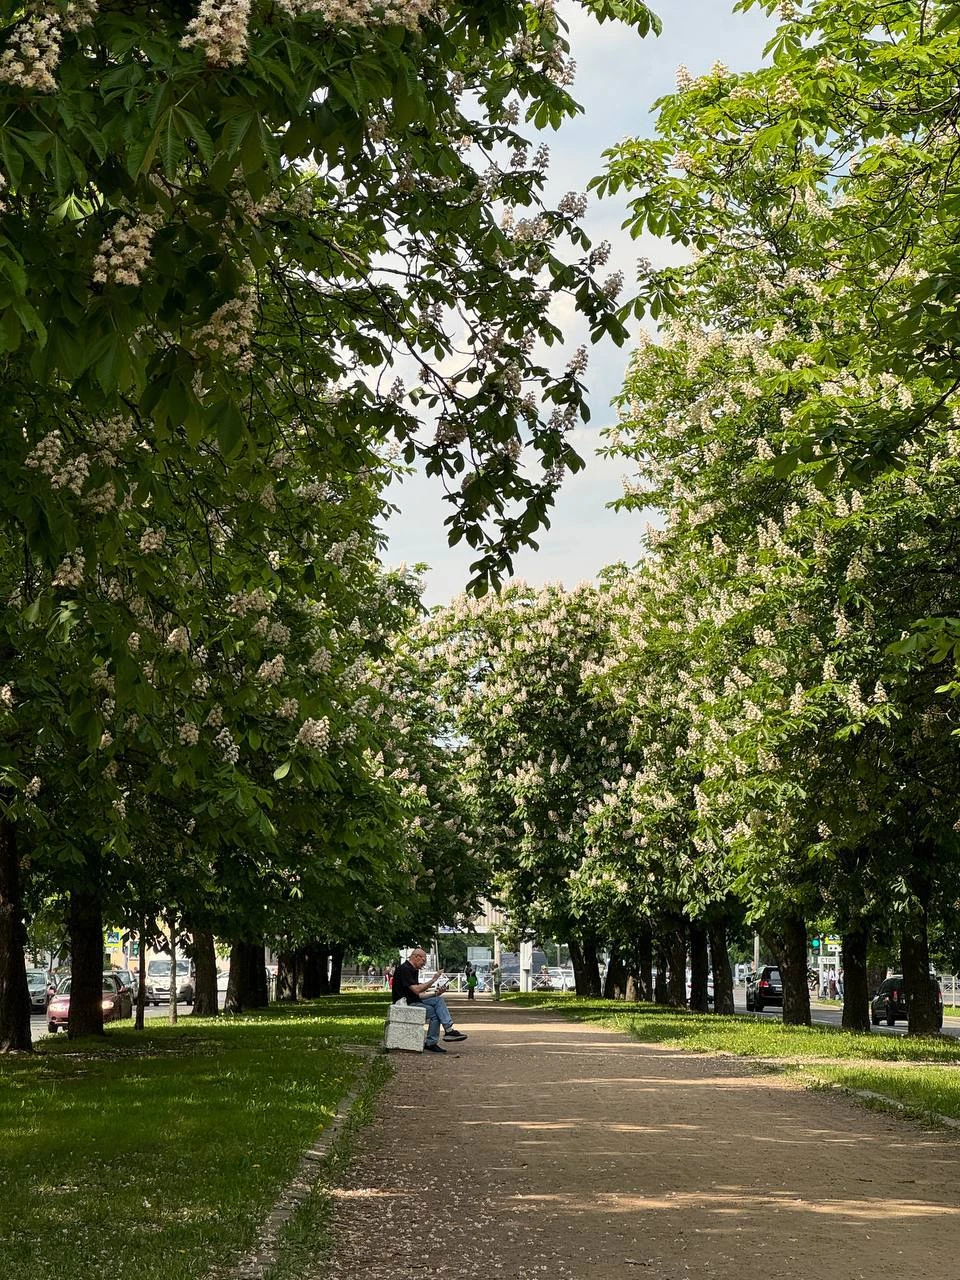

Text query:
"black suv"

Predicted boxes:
[[870, 975, 943, 1029], [745, 965, 783, 1012]]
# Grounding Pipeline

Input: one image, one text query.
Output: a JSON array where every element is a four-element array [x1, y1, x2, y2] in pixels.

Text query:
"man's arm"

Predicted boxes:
[[410, 970, 445, 996]]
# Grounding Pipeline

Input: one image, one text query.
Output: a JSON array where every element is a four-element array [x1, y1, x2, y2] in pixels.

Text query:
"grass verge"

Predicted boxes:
[[508, 993, 960, 1124], [0, 992, 392, 1280], [262, 1051, 392, 1280]]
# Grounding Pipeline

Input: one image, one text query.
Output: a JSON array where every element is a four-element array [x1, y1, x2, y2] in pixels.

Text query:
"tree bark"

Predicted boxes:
[[634, 920, 653, 1002], [0, 818, 32, 1052], [840, 926, 870, 1033], [688, 921, 709, 1012], [134, 916, 147, 1031], [276, 950, 300, 1001], [772, 917, 811, 1026], [329, 943, 344, 995], [603, 944, 628, 999], [189, 929, 218, 1017], [665, 921, 687, 1007], [568, 936, 589, 996], [300, 942, 330, 998], [708, 918, 735, 1015], [68, 875, 105, 1038], [902, 922, 940, 1035], [168, 916, 178, 1025], [581, 933, 603, 998], [224, 940, 267, 1012], [654, 943, 669, 1005]]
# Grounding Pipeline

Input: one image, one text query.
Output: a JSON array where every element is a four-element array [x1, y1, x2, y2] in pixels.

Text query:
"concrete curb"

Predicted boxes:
[[812, 1078, 960, 1130], [222, 1045, 381, 1280]]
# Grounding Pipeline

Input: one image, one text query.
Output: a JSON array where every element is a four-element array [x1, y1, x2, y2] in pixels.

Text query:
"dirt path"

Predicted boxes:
[[318, 999, 960, 1280]]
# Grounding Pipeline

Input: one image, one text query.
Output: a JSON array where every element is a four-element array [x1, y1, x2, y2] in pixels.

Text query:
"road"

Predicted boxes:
[[31, 992, 959, 1042], [734, 993, 960, 1037], [30, 999, 194, 1043]]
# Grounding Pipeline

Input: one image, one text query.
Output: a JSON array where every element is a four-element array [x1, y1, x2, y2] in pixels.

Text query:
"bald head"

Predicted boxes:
[[409, 948, 426, 967]]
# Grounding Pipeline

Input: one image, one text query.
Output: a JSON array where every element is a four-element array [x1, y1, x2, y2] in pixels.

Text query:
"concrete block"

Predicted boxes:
[[384, 1001, 427, 1052]]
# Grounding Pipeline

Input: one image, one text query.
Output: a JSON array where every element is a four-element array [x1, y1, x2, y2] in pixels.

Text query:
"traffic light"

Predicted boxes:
[[810, 936, 821, 953]]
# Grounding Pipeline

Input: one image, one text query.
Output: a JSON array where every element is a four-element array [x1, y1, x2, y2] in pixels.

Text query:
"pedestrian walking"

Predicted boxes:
[[490, 961, 502, 1002], [466, 965, 478, 1000]]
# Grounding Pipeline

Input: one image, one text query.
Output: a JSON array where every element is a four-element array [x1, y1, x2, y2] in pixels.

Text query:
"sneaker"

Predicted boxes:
[[444, 1030, 468, 1042], [424, 1042, 447, 1053]]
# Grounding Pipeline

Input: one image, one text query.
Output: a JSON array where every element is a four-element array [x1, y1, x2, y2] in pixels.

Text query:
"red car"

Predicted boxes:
[[47, 973, 133, 1033]]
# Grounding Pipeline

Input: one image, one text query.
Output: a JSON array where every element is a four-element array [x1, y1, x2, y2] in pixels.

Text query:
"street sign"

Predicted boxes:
[[824, 935, 841, 953], [104, 929, 121, 946], [467, 947, 492, 963]]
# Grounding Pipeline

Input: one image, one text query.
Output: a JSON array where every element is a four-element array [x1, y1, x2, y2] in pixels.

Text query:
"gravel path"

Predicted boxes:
[[318, 999, 960, 1280]]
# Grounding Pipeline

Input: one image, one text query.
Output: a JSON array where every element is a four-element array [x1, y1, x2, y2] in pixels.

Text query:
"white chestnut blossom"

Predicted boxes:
[[182, 0, 251, 64], [296, 716, 330, 753], [92, 213, 160, 287]]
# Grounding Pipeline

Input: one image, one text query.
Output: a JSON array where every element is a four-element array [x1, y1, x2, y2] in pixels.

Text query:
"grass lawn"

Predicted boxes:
[[0, 992, 392, 1280], [509, 993, 960, 1122]]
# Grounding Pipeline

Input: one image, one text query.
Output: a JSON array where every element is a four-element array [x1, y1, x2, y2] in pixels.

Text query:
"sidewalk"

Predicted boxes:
[[319, 999, 960, 1280]]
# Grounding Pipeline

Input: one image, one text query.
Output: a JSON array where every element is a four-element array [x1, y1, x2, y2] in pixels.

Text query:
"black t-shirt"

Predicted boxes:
[[392, 959, 422, 1005]]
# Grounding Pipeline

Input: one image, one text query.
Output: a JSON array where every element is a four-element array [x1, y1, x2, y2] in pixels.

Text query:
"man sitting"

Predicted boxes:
[[392, 948, 468, 1054]]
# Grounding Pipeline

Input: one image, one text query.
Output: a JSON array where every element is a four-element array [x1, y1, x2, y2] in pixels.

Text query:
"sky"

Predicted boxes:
[[383, 0, 774, 605]]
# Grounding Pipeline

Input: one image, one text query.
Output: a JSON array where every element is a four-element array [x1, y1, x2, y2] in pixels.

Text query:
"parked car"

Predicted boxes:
[[26, 968, 48, 1012], [47, 973, 133, 1032], [548, 967, 573, 991], [745, 965, 783, 1012], [870, 974, 943, 1029], [46, 970, 69, 1003], [113, 968, 139, 999], [144, 958, 195, 1005]]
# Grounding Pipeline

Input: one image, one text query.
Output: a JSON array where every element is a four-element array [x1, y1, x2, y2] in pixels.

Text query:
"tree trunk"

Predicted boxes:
[[168, 916, 178, 1025], [189, 929, 218, 1017], [665, 921, 687, 1007], [0, 818, 32, 1052], [329, 943, 344, 994], [772, 917, 811, 1026], [840, 926, 870, 1033], [708, 918, 735, 1015], [134, 916, 147, 1031], [276, 950, 300, 1001], [224, 940, 266, 1012], [68, 876, 105, 1038], [634, 920, 653, 1001], [688, 921, 709, 1012], [902, 922, 939, 1035], [603, 944, 628, 999], [581, 933, 603, 998], [568, 936, 589, 996], [301, 942, 330, 998], [654, 943, 669, 1005]]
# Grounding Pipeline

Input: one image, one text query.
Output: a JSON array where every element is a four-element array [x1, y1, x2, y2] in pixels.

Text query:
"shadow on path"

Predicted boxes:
[[318, 999, 960, 1280]]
